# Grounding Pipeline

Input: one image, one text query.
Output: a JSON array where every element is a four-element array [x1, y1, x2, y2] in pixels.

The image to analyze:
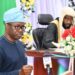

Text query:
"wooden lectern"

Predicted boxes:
[[26, 50, 60, 75]]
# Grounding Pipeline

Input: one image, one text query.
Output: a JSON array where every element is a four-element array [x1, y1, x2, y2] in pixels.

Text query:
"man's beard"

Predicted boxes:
[[62, 23, 72, 29]]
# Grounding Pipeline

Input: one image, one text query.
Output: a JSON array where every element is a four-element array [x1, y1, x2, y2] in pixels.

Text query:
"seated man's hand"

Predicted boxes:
[[19, 65, 33, 75]]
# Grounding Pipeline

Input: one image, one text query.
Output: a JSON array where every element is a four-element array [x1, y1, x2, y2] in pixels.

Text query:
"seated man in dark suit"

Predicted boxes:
[[32, 14, 55, 50], [42, 19, 58, 49]]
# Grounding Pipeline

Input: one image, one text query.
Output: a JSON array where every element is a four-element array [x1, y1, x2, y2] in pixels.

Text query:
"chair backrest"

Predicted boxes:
[[33, 14, 53, 49], [38, 14, 53, 25]]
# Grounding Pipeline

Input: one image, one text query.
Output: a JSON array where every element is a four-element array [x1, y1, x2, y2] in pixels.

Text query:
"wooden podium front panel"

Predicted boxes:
[[26, 50, 59, 75], [34, 57, 47, 75], [34, 57, 58, 75]]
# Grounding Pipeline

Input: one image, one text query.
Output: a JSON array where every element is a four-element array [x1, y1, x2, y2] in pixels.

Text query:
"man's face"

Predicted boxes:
[[6, 22, 25, 41], [63, 15, 73, 29]]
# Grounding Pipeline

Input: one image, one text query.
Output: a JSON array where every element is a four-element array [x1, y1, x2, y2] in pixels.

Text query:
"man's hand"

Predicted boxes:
[[19, 65, 33, 75]]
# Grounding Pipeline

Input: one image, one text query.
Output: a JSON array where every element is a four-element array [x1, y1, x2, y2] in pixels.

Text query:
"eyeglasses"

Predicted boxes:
[[13, 26, 26, 31], [8, 23, 26, 31]]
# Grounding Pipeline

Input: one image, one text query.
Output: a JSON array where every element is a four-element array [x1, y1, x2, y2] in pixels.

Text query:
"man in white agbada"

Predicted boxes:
[[42, 7, 75, 75], [53, 7, 75, 41], [53, 7, 75, 75]]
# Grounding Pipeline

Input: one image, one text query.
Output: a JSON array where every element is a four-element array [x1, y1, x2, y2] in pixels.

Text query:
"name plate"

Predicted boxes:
[[43, 56, 52, 68]]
